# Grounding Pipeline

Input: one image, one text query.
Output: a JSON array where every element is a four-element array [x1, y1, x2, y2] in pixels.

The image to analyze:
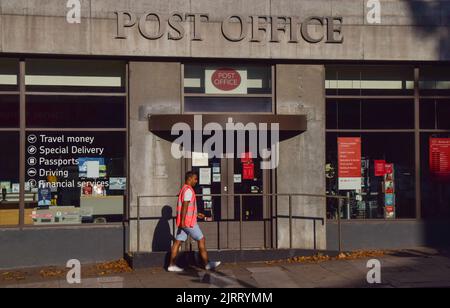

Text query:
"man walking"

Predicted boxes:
[[168, 171, 221, 272]]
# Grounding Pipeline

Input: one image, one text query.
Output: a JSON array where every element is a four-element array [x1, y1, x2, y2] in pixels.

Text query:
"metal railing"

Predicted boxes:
[[132, 193, 349, 254]]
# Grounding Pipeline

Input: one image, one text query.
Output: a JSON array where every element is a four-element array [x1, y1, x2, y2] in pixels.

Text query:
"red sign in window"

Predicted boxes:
[[430, 138, 450, 181], [241, 152, 253, 164], [374, 160, 386, 177], [338, 137, 362, 178], [211, 68, 242, 91], [243, 163, 255, 180]]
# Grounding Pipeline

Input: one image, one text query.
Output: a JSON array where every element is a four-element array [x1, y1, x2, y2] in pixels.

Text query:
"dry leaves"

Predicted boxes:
[[266, 250, 387, 265], [40, 259, 134, 277], [94, 259, 133, 276], [1, 259, 133, 283], [39, 268, 66, 278], [1, 271, 27, 281]]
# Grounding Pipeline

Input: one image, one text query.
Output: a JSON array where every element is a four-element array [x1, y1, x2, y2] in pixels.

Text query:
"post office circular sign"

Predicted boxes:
[[211, 68, 242, 91]]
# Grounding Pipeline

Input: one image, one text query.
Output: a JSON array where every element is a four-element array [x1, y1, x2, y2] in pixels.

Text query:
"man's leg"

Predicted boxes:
[[197, 237, 209, 267], [169, 240, 183, 266]]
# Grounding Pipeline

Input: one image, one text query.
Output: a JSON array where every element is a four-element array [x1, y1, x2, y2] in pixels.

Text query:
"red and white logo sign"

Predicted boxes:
[[211, 68, 242, 91], [205, 68, 247, 94]]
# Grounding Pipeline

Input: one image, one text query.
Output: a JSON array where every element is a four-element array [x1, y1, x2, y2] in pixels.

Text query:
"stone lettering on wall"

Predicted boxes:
[[115, 11, 344, 44]]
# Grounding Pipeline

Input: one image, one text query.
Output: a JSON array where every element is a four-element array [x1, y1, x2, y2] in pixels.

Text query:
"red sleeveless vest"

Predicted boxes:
[[176, 184, 197, 228]]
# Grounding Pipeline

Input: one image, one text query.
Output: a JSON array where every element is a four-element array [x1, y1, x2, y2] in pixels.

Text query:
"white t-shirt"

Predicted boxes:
[[183, 188, 193, 202]]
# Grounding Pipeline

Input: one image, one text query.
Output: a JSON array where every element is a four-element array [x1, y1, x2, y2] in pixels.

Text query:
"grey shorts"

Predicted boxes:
[[175, 224, 204, 242]]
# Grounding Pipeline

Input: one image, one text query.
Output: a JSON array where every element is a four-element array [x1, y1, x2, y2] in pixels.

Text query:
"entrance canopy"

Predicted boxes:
[[148, 114, 307, 142]]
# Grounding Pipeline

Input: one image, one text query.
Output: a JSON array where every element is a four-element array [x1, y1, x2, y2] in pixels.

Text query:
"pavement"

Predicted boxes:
[[1, 247, 450, 288]]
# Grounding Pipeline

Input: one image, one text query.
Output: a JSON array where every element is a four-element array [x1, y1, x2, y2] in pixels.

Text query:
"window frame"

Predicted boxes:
[[0, 58, 129, 228], [326, 64, 450, 221], [182, 63, 275, 115]]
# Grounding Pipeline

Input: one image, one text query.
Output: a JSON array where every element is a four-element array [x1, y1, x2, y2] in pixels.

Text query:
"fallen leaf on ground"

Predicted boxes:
[[265, 250, 387, 265]]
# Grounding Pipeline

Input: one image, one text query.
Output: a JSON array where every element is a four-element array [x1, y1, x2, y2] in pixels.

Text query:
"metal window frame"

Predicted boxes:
[[181, 63, 275, 115], [0, 58, 129, 228], [324, 65, 450, 222]]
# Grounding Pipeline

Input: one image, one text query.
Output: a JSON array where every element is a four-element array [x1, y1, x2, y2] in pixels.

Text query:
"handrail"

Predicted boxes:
[[133, 193, 349, 254]]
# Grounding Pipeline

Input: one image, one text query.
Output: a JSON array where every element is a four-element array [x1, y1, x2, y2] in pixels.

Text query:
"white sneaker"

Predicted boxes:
[[205, 261, 221, 270], [167, 265, 184, 272]]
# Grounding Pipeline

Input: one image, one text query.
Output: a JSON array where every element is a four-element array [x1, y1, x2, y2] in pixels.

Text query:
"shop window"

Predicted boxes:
[[184, 64, 273, 113], [436, 100, 450, 130], [0, 132, 20, 226], [326, 65, 414, 96], [326, 132, 416, 220], [26, 95, 126, 128], [0, 58, 19, 91], [327, 66, 361, 96], [330, 99, 414, 130], [0, 95, 19, 128], [25, 59, 126, 93], [420, 99, 437, 129], [361, 99, 414, 129], [184, 65, 272, 95], [326, 100, 338, 129], [359, 66, 414, 96], [24, 131, 126, 225], [421, 133, 450, 218], [325, 67, 338, 96], [420, 99, 450, 130], [420, 66, 450, 96], [336, 99, 361, 129], [184, 97, 272, 113]]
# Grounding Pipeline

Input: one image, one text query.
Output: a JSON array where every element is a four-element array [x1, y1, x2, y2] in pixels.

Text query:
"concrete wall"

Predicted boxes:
[[276, 64, 326, 250], [327, 220, 450, 251], [129, 62, 182, 253], [0, 0, 448, 61], [129, 62, 327, 252], [0, 225, 124, 269]]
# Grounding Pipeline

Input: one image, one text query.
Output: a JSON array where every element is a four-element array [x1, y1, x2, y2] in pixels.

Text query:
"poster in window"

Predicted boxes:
[[202, 187, 212, 201], [199, 168, 211, 185], [86, 161, 100, 179], [385, 194, 395, 206], [234, 174, 242, 183], [212, 173, 221, 183], [192, 152, 209, 167], [241, 152, 253, 163], [38, 188, 52, 207], [243, 163, 255, 180], [338, 137, 362, 190], [0, 182, 11, 193], [212, 163, 221, 174], [430, 138, 450, 181], [12, 183, 20, 193], [109, 177, 127, 190], [374, 160, 386, 177]]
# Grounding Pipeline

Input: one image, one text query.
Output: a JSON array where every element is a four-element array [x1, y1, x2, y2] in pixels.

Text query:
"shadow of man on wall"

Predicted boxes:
[[152, 206, 174, 252]]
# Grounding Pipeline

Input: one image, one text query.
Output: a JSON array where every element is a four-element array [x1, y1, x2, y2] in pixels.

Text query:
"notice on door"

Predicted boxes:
[[430, 137, 450, 181], [338, 137, 362, 190], [192, 152, 209, 167], [199, 168, 211, 185]]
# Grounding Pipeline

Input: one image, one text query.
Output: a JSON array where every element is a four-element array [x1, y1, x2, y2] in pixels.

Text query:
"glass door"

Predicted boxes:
[[186, 153, 272, 250]]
